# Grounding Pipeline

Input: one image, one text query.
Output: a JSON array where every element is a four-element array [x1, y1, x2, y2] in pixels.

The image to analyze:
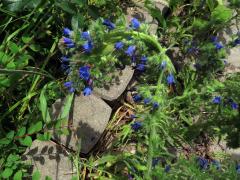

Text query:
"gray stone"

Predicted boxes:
[[155, 0, 169, 14], [218, 20, 239, 45], [210, 139, 240, 161], [22, 140, 74, 180], [52, 94, 112, 154], [225, 47, 240, 73], [93, 66, 134, 101]]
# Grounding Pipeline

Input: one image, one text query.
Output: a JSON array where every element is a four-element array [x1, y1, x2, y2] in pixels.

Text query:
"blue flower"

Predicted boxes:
[[236, 164, 240, 174], [83, 87, 92, 96], [212, 160, 221, 170], [131, 121, 142, 131], [115, 41, 124, 50], [214, 42, 224, 50], [83, 41, 93, 53], [152, 102, 159, 109], [197, 157, 208, 170], [231, 102, 238, 110], [164, 165, 171, 172], [167, 74, 175, 85], [136, 64, 145, 71], [125, 46, 136, 56], [103, 19, 115, 30], [81, 31, 91, 40], [63, 28, 73, 36], [141, 56, 148, 64], [79, 66, 90, 81], [60, 56, 69, 63], [160, 61, 167, 69], [133, 94, 142, 102], [131, 18, 140, 29], [64, 81, 73, 88], [212, 96, 221, 104], [64, 81, 75, 93], [144, 98, 151, 105], [63, 37, 74, 44]]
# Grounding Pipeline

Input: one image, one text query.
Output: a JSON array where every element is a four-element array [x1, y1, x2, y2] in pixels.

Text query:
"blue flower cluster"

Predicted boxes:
[[62, 27, 75, 48], [212, 96, 238, 110], [132, 93, 159, 110]]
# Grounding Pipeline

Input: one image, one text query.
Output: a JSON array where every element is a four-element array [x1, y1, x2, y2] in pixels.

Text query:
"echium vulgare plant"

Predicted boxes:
[[58, 16, 175, 96], [58, 16, 178, 179]]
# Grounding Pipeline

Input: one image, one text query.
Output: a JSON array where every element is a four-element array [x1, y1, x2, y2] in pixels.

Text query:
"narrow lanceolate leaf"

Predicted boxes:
[[39, 85, 51, 123], [58, 93, 74, 120]]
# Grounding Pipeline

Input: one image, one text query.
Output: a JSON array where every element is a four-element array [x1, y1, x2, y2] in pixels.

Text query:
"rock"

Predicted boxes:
[[22, 140, 74, 180], [210, 139, 240, 161], [52, 94, 112, 154], [93, 66, 134, 101], [218, 20, 239, 45], [154, 0, 169, 14], [223, 46, 240, 74]]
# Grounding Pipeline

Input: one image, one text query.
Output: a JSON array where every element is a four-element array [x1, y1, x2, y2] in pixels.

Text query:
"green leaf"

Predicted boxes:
[[29, 44, 41, 52], [16, 127, 26, 137], [45, 176, 52, 180], [39, 86, 51, 123], [211, 5, 232, 23], [0, 138, 11, 145], [2, 168, 13, 178], [8, 41, 20, 54], [6, 131, 15, 140], [22, 36, 32, 44], [71, 14, 84, 30], [28, 121, 43, 134], [6, 61, 16, 69], [58, 93, 74, 120], [32, 170, 41, 180], [20, 136, 32, 147], [56, 2, 76, 14], [37, 132, 52, 141], [13, 170, 22, 180]]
